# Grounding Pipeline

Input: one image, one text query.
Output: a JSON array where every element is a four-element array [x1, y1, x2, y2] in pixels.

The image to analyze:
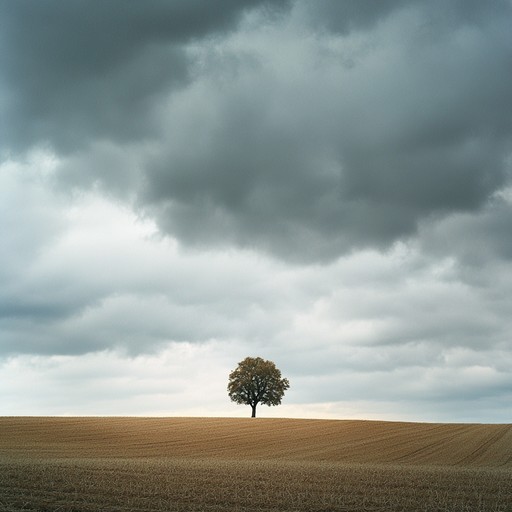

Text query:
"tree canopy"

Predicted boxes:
[[227, 356, 290, 417]]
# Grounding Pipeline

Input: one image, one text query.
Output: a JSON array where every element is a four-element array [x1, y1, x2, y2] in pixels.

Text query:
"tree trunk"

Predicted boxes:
[[251, 404, 257, 418]]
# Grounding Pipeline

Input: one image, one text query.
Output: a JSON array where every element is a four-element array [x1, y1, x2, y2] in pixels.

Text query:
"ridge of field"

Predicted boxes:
[[1, 417, 511, 467]]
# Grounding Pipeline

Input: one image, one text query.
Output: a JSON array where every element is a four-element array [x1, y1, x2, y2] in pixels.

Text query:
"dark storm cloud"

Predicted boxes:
[[295, 0, 411, 33], [2, 0, 512, 262], [138, 0, 512, 260], [0, 0, 289, 154], [296, 0, 510, 34]]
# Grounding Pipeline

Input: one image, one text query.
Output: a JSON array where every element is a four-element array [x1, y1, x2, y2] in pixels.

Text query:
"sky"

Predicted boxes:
[[1, 0, 512, 423]]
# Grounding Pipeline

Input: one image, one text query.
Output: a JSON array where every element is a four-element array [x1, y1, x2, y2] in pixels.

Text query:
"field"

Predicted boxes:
[[0, 417, 511, 511]]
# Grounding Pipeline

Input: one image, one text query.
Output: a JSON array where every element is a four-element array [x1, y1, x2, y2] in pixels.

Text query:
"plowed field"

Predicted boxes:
[[0, 417, 511, 511]]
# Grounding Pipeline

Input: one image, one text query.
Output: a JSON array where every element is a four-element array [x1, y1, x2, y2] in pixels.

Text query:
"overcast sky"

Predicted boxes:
[[1, 0, 512, 422]]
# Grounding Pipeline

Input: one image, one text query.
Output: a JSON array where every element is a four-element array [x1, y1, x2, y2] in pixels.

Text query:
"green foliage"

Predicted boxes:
[[227, 356, 290, 417]]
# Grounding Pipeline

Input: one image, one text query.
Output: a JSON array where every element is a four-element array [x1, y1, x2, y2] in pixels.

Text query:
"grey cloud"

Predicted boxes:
[[4, 0, 511, 262], [0, 176, 301, 356], [0, 0, 289, 154], [268, 241, 512, 396], [294, 0, 411, 34], [2, 160, 512, 421], [2, 0, 512, 422], [136, 0, 512, 261], [285, 349, 512, 422], [296, 0, 510, 34], [419, 193, 512, 267]]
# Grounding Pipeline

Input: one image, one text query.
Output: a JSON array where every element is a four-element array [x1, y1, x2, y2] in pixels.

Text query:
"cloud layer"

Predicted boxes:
[[3, 0, 511, 260], [1, 1, 512, 421]]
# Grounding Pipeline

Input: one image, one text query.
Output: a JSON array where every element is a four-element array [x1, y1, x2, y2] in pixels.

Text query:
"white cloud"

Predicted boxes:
[[0, 342, 236, 416]]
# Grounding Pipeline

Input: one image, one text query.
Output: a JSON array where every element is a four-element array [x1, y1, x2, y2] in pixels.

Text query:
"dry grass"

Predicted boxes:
[[0, 417, 511, 511]]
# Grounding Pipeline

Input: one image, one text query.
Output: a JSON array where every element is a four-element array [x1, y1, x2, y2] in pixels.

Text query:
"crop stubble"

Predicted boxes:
[[0, 417, 511, 511]]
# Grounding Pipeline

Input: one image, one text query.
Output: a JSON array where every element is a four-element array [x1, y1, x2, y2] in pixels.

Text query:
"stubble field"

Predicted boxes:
[[0, 417, 511, 511]]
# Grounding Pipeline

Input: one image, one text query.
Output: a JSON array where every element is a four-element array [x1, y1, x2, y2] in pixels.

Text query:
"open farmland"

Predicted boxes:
[[0, 417, 511, 511]]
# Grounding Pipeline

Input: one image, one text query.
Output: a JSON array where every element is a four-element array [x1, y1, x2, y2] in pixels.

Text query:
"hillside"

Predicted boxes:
[[1, 417, 511, 467]]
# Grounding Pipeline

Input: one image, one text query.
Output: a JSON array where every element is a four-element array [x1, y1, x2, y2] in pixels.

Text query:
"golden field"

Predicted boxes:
[[0, 417, 511, 511]]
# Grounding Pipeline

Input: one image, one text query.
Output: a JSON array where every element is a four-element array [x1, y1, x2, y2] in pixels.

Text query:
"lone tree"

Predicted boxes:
[[228, 356, 290, 418]]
